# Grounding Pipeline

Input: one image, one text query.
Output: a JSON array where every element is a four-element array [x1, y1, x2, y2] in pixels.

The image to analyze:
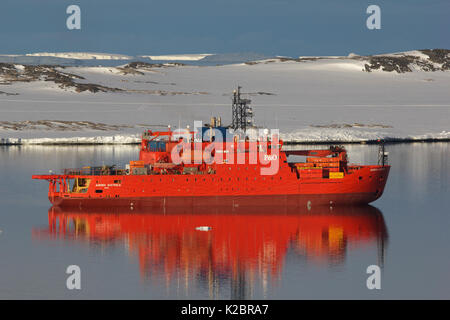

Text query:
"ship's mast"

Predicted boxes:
[[377, 139, 388, 166], [231, 86, 254, 132]]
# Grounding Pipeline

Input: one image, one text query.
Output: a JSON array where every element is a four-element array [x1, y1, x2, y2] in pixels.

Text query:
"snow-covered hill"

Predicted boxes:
[[139, 54, 213, 61], [25, 52, 133, 60], [0, 49, 449, 144]]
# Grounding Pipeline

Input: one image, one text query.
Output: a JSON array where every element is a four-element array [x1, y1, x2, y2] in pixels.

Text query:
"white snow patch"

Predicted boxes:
[[140, 54, 213, 61], [374, 50, 430, 60], [0, 134, 141, 145], [1, 129, 449, 145], [302, 59, 366, 72], [298, 55, 345, 59], [26, 52, 133, 60]]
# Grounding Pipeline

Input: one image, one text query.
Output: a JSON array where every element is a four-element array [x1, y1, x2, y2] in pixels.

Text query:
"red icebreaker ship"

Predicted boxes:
[[33, 87, 390, 207]]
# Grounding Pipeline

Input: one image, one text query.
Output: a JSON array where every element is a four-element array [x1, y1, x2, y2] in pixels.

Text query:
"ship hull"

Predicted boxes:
[[49, 191, 385, 208], [39, 163, 390, 208]]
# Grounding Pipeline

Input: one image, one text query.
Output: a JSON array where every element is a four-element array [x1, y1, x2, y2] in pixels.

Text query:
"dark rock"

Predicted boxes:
[[364, 56, 415, 73], [420, 49, 450, 64], [0, 63, 121, 93]]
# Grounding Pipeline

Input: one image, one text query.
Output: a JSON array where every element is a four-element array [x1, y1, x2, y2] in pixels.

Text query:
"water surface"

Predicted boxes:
[[0, 143, 449, 299]]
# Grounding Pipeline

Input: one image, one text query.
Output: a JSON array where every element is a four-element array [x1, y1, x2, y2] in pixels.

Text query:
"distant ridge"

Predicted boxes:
[[0, 49, 448, 71]]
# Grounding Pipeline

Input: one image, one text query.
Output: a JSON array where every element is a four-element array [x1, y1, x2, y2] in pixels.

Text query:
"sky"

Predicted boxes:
[[0, 0, 449, 57]]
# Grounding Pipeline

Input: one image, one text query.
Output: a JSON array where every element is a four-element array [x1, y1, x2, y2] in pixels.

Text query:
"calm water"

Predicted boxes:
[[0, 143, 449, 299]]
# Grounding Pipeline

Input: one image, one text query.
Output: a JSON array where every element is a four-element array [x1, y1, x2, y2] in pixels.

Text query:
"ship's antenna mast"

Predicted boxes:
[[377, 139, 388, 166], [231, 86, 254, 132]]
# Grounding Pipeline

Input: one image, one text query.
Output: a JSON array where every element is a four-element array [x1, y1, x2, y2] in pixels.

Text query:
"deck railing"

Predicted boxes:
[[63, 167, 126, 176]]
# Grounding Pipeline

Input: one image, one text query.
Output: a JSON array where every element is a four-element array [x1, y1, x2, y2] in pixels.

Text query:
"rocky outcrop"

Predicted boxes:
[[0, 120, 134, 131], [363, 49, 450, 73], [421, 49, 450, 70], [0, 63, 122, 93]]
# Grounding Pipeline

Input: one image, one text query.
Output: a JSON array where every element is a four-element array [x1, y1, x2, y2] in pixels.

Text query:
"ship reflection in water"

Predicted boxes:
[[33, 203, 387, 299]]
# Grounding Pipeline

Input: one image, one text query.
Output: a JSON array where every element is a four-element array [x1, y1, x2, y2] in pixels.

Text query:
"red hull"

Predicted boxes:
[[45, 165, 389, 207], [49, 192, 383, 208]]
